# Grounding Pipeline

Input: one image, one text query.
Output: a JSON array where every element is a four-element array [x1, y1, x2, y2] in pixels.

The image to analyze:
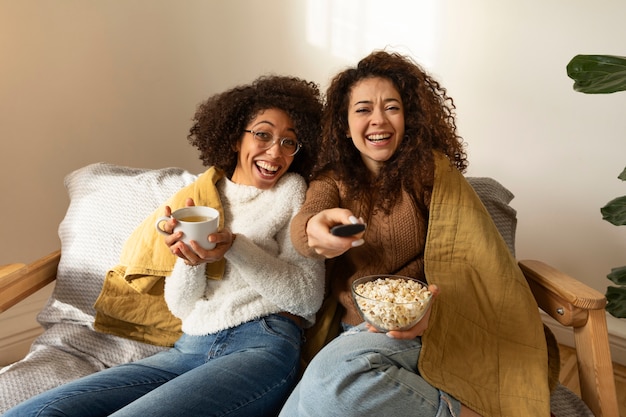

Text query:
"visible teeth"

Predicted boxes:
[[367, 134, 390, 141], [257, 161, 279, 172]]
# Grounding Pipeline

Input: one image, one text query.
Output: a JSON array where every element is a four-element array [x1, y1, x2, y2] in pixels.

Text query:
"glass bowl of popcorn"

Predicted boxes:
[[351, 275, 433, 332]]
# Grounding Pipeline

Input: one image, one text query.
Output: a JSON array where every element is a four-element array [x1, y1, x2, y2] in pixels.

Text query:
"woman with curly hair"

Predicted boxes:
[[280, 51, 550, 416], [4, 75, 326, 417]]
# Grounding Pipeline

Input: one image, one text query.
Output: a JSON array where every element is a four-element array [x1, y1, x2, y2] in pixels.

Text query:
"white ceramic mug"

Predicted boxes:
[[155, 206, 219, 250]]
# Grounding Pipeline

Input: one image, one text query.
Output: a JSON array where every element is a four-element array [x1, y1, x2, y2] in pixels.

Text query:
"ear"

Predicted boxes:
[[233, 140, 241, 152]]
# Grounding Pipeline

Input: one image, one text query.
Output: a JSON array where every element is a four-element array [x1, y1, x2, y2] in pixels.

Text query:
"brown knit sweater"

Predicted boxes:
[[290, 173, 428, 326]]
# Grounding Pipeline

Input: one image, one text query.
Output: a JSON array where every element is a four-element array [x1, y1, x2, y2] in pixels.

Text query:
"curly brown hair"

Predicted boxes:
[[316, 51, 468, 212], [187, 75, 323, 180]]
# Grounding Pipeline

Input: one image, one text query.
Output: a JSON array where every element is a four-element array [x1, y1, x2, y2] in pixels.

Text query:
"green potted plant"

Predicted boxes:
[[567, 54, 626, 317]]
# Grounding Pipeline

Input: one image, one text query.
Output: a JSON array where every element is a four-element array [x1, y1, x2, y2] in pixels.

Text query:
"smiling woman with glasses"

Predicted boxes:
[[4, 75, 325, 417]]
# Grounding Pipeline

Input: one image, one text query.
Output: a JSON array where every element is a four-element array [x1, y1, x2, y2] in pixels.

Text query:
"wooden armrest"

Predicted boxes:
[[0, 250, 60, 313], [519, 259, 606, 327], [518, 259, 619, 417]]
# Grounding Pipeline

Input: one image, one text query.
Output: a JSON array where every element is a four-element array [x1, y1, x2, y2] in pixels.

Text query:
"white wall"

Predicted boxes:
[[1, 0, 625, 339]]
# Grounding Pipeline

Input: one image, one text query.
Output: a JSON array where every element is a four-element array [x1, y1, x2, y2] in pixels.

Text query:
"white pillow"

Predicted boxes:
[[38, 162, 198, 327], [1, 163, 199, 412]]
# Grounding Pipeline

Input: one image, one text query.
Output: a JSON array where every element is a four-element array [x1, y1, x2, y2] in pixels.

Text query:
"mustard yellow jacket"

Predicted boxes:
[[93, 167, 225, 346]]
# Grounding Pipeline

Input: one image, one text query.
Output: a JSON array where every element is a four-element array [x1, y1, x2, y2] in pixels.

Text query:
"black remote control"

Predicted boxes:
[[330, 223, 366, 237]]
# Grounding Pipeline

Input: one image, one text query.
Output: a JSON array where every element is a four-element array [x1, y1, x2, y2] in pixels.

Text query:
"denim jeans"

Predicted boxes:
[[4, 315, 302, 417], [279, 323, 461, 417]]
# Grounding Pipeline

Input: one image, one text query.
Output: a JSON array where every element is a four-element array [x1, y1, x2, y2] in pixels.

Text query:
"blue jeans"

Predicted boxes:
[[279, 323, 461, 417], [5, 315, 302, 417]]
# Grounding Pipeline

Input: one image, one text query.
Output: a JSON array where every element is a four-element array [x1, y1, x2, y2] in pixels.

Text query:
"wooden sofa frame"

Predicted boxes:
[[0, 250, 620, 417]]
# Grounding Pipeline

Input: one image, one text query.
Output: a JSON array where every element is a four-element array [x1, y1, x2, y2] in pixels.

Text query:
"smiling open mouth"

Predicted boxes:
[[367, 133, 391, 143], [256, 161, 280, 177]]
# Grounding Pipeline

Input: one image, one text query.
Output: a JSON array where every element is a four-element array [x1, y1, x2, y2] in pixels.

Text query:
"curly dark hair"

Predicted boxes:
[[187, 75, 323, 180], [316, 51, 468, 212]]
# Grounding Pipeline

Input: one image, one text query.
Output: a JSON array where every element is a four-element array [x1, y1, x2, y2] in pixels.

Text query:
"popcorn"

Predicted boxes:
[[353, 277, 432, 331]]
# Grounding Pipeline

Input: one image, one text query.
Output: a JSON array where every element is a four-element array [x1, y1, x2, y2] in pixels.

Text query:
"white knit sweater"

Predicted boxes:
[[164, 173, 325, 335]]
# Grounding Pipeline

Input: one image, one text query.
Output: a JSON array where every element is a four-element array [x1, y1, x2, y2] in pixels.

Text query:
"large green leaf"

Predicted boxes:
[[567, 55, 626, 94], [601, 195, 626, 225], [607, 265, 626, 285], [606, 286, 626, 318], [618, 166, 626, 181]]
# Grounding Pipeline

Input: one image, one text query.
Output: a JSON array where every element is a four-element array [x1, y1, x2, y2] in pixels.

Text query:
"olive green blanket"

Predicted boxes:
[[304, 154, 550, 416], [421, 154, 549, 416]]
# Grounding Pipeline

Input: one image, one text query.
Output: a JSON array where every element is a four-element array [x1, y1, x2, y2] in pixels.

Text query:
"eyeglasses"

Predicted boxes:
[[243, 130, 301, 156]]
